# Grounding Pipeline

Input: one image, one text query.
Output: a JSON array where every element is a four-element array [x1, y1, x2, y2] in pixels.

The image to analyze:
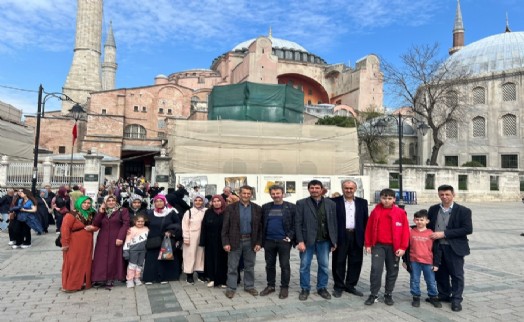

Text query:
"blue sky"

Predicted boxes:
[[0, 0, 522, 115]]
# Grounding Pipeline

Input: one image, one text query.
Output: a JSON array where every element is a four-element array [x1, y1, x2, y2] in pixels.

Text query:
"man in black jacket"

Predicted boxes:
[[259, 185, 296, 299], [331, 180, 368, 298], [428, 185, 473, 312]]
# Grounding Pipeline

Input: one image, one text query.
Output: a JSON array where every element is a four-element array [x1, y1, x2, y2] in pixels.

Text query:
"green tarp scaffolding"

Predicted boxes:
[[208, 82, 304, 123]]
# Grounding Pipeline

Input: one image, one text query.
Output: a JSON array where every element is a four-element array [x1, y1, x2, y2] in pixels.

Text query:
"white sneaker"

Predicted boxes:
[[207, 281, 214, 288], [160, 281, 168, 285], [21, 244, 31, 249], [12, 245, 20, 249], [56, 232, 61, 235], [8, 241, 15, 246], [145, 282, 153, 285], [134, 279, 142, 286], [126, 281, 135, 288]]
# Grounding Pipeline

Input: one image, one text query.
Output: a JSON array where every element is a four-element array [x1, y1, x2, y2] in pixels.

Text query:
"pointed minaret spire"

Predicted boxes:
[[268, 26, 272, 39], [505, 12, 511, 32], [449, 0, 465, 55], [102, 20, 118, 90]]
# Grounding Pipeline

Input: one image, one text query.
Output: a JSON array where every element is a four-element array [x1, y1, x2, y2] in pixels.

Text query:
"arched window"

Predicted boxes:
[[446, 120, 458, 139], [124, 124, 146, 139], [472, 116, 485, 137], [446, 91, 459, 107], [502, 82, 516, 101], [502, 114, 517, 136], [472, 87, 485, 104]]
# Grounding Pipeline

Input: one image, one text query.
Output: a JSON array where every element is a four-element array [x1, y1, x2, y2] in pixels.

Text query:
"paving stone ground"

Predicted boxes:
[[1, 201, 523, 321]]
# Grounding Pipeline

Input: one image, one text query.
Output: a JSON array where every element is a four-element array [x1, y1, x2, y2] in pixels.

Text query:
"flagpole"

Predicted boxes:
[[68, 121, 77, 188]]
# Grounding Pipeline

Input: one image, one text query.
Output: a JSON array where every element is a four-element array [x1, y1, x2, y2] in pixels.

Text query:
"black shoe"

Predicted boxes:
[[345, 287, 364, 297], [384, 293, 394, 306], [317, 288, 331, 300], [426, 295, 451, 303], [451, 301, 462, 312], [428, 296, 442, 308], [259, 286, 275, 296], [186, 275, 194, 284], [299, 289, 309, 301], [412, 296, 420, 307], [365, 295, 378, 305], [333, 289, 343, 298]]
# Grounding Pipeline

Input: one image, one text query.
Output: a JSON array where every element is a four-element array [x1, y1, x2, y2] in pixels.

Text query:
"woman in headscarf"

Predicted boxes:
[[36, 188, 51, 234], [91, 195, 130, 287], [142, 194, 182, 284], [199, 195, 228, 288], [182, 195, 207, 284], [61, 196, 97, 292], [127, 194, 148, 225]]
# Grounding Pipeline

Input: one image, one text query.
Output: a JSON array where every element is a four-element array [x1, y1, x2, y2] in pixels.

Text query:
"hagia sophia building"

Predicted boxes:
[[26, 0, 383, 179]]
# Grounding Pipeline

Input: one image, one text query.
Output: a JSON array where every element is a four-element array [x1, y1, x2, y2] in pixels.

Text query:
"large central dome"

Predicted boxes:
[[446, 31, 524, 76], [232, 36, 308, 53]]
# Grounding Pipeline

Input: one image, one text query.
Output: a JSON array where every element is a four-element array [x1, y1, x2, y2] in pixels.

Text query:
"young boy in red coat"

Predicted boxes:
[[364, 188, 409, 306]]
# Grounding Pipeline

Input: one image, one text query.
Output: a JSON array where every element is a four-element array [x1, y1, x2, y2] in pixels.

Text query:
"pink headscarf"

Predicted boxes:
[[153, 194, 167, 212], [211, 194, 226, 214]]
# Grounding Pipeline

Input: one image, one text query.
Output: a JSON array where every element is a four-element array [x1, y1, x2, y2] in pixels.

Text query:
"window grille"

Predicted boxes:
[[472, 116, 485, 137], [446, 120, 458, 139], [502, 114, 517, 136], [472, 87, 485, 104], [502, 83, 516, 101]]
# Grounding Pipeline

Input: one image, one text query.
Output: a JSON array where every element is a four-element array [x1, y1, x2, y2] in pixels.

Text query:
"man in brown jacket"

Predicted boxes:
[[222, 185, 263, 298]]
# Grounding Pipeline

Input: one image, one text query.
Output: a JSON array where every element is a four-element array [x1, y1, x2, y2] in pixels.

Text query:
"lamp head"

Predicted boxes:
[[68, 103, 85, 121], [374, 119, 387, 135]]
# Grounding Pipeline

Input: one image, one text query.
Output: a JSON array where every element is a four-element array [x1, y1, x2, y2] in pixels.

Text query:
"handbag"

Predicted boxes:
[[158, 236, 174, 260], [145, 236, 163, 249], [55, 227, 84, 247], [59, 206, 69, 215], [145, 213, 167, 249]]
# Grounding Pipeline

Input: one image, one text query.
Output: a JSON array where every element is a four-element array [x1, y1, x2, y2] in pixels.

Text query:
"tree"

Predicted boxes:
[[315, 115, 357, 128], [382, 43, 471, 165]]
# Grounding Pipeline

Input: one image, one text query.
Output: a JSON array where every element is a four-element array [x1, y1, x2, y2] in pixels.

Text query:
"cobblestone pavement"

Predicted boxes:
[[1, 202, 523, 321]]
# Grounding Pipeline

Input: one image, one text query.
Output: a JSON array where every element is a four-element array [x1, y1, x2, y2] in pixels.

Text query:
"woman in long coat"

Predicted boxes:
[[91, 195, 130, 287], [61, 196, 97, 292], [142, 194, 182, 284], [182, 195, 207, 284], [199, 195, 228, 288]]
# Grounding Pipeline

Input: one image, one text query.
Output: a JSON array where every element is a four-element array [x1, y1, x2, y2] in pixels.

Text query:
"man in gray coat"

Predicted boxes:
[[295, 180, 337, 301]]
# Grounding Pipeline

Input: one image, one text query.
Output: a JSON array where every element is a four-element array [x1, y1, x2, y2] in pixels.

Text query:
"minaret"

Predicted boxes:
[[449, 0, 464, 55], [62, 0, 103, 113], [102, 21, 117, 90], [505, 13, 511, 33]]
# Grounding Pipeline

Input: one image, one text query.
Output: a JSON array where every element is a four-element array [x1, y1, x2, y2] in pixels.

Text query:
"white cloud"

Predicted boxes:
[[0, 0, 442, 56]]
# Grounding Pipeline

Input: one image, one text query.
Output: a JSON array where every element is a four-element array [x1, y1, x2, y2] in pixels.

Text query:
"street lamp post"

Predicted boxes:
[[68, 104, 86, 187], [31, 84, 83, 195], [374, 113, 429, 207]]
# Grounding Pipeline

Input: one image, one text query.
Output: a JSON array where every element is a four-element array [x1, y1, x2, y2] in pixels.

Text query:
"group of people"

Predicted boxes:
[[1, 179, 472, 313], [218, 180, 472, 314]]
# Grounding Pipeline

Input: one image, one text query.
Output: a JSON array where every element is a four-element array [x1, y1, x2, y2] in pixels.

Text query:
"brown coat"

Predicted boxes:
[[221, 201, 262, 250], [61, 213, 94, 291]]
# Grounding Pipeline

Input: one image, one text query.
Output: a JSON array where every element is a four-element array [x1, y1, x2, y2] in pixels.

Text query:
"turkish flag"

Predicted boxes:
[[72, 123, 78, 145]]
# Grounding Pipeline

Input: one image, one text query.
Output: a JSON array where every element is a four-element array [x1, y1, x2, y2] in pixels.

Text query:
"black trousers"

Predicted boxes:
[[14, 219, 31, 246], [332, 230, 363, 291], [264, 239, 292, 288], [436, 244, 465, 303], [369, 243, 399, 296]]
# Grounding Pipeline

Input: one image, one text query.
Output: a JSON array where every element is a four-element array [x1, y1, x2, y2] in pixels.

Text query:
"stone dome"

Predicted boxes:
[[446, 31, 524, 76], [232, 36, 308, 53]]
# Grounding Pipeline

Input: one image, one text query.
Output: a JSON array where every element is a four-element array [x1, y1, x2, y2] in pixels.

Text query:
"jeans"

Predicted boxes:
[[369, 244, 399, 296], [0, 213, 8, 231], [226, 238, 256, 291], [299, 240, 330, 291], [264, 239, 291, 288], [410, 261, 438, 297]]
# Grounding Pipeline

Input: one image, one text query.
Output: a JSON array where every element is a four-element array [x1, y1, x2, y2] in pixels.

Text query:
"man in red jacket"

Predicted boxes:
[[364, 188, 409, 306]]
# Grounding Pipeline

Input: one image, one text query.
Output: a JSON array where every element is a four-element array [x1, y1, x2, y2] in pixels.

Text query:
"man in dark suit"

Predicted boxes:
[[295, 180, 337, 301], [428, 184, 473, 312], [331, 180, 368, 298], [222, 185, 263, 299]]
